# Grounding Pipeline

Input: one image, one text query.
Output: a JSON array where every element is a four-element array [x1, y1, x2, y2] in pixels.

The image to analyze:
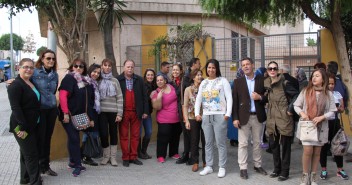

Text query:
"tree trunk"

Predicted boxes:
[[331, 18, 352, 130], [103, 23, 118, 77]]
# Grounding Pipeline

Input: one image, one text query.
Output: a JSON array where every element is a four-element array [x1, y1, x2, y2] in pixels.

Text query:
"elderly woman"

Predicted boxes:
[[8, 58, 42, 185], [59, 59, 95, 177], [294, 69, 336, 185], [32, 49, 59, 176], [151, 74, 182, 163]]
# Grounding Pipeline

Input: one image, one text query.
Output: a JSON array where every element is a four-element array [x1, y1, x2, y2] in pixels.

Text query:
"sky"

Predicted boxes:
[[0, 7, 47, 60]]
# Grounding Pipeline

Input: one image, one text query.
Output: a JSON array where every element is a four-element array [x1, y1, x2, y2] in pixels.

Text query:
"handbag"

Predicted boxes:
[[298, 120, 319, 142], [82, 132, 102, 158], [331, 113, 350, 156], [71, 87, 90, 130]]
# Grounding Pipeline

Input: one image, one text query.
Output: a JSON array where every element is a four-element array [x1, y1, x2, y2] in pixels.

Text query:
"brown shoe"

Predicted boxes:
[[192, 163, 199, 172], [203, 163, 206, 168]]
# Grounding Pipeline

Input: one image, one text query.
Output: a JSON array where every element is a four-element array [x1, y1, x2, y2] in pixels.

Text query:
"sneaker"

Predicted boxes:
[[171, 154, 180, 159], [218, 168, 226, 178], [260, 143, 269, 149], [337, 170, 349, 180], [310, 172, 318, 185], [320, 170, 327, 180], [72, 168, 81, 177], [199, 166, 213, 176], [78, 166, 86, 172], [67, 162, 75, 169], [157, 157, 165, 163], [300, 173, 309, 185]]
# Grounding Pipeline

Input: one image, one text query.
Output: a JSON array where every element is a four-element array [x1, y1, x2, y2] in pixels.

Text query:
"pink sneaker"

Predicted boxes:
[[157, 157, 165, 163], [171, 154, 180, 159]]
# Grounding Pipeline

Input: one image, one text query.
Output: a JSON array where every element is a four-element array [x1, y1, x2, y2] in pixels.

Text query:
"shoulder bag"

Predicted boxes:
[[71, 87, 90, 130], [298, 119, 319, 142], [331, 113, 350, 156]]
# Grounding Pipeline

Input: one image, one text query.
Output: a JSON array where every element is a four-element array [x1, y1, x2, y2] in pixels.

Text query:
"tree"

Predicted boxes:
[[22, 32, 36, 53], [199, 0, 352, 126], [36, 46, 47, 56], [0, 33, 24, 51], [306, 37, 317, 46], [90, 0, 135, 76]]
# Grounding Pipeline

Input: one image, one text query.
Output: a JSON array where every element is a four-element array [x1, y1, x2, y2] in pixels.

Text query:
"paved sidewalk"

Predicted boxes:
[[0, 82, 351, 185]]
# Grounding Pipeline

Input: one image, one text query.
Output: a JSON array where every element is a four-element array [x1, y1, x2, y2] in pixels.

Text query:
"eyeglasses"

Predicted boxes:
[[73, 64, 85, 69], [267, 67, 278, 71], [20, 66, 35, 70], [45, 57, 56, 61]]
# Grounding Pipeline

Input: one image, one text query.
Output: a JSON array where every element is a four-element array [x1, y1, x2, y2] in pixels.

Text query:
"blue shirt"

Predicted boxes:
[[31, 67, 58, 109], [126, 78, 133, 91], [245, 74, 256, 113]]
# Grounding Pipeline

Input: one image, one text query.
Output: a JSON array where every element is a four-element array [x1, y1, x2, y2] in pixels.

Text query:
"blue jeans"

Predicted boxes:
[[82, 131, 99, 142], [140, 116, 152, 139]]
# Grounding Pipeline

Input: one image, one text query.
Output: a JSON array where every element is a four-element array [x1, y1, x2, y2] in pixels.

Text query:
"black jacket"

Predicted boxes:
[[8, 75, 41, 133], [117, 73, 149, 119]]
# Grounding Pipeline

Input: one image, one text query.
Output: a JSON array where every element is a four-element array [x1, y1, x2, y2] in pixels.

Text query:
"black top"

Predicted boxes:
[[117, 73, 149, 119], [145, 82, 156, 115], [58, 74, 95, 121], [8, 75, 40, 133]]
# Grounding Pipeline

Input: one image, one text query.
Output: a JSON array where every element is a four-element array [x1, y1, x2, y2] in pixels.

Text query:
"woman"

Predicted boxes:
[[31, 49, 59, 176], [8, 58, 42, 185], [183, 69, 205, 172], [59, 59, 95, 177], [98, 59, 123, 166], [319, 73, 349, 180], [81, 64, 102, 166], [151, 74, 182, 163], [138, 68, 156, 159], [294, 69, 337, 185], [170, 64, 187, 163], [296, 68, 308, 92], [264, 61, 298, 181], [194, 59, 232, 178]]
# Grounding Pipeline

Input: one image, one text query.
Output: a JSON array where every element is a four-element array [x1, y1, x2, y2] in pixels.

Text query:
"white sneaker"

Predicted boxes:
[[218, 168, 226, 178], [199, 166, 213, 176]]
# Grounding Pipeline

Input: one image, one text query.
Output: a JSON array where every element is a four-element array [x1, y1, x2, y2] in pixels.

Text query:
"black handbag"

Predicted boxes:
[[82, 132, 102, 158]]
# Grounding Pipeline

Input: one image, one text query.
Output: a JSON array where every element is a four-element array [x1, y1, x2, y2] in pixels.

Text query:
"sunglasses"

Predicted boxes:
[[73, 64, 85, 69], [21, 66, 35, 70], [45, 57, 56, 61], [267, 67, 278, 71]]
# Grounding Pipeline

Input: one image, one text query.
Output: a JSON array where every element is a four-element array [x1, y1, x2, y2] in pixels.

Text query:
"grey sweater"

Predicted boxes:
[[100, 78, 124, 116]]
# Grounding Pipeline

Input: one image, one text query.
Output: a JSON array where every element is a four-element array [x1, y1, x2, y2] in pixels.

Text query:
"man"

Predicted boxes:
[[232, 57, 268, 179], [117, 59, 149, 167], [157, 61, 171, 82], [177, 58, 201, 165]]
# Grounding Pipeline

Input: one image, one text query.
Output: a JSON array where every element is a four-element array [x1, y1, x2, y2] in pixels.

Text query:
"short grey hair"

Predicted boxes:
[[281, 64, 290, 73]]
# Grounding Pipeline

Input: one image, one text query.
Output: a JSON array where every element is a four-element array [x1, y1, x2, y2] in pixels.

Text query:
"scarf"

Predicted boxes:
[[91, 78, 101, 113], [99, 72, 117, 100], [175, 76, 181, 86], [70, 72, 89, 89], [306, 86, 326, 120]]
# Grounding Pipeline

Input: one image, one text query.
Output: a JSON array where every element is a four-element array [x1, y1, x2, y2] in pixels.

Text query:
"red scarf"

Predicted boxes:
[[175, 77, 181, 86]]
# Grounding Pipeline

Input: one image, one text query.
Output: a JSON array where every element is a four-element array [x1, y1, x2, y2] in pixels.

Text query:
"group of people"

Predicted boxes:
[[7, 51, 350, 185]]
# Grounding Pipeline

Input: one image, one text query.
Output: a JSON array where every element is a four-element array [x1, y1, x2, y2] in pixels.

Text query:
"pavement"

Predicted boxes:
[[0, 82, 351, 185]]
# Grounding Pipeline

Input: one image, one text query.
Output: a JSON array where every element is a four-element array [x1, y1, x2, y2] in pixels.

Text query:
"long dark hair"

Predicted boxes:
[[35, 49, 57, 71], [205, 59, 221, 77], [87, 64, 101, 81], [143, 68, 156, 86]]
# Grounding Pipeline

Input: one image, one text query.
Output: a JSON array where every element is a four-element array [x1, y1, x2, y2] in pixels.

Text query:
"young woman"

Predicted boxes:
[[319, 73, 349, 180], [194, 59, 232, 178], [32, 49, 59, 176], [138, 68, 157, 159], [8, 58, 42, 185], [183, 69, 205, 172], [81, 64, 101, 166], [59, 59, 95, 177], [264, 61, 298, 181], [98, 59, 123, 166], [151, 74, 182, 163], [294, 69, 337, 185]]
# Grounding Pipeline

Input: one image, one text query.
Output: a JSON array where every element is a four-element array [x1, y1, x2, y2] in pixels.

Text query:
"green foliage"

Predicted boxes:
[[0, 33, 24, 51], [36, 46, 47, 56], [306, 37, 317, 46]]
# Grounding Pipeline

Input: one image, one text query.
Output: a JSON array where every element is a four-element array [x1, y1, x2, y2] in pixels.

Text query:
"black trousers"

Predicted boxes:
[[181, 121, 191, 156], [15, 130, 41, 185], [99, 112, 118, 148], [269, 130, 292, 177], [320, 119, 343, 168], [157, 122, 182, 158], [189, 119, 205, 164], [37, 108, 57, 171]]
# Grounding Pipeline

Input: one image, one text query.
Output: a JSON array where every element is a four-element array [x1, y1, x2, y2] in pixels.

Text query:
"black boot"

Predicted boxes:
[[176, 152, 189, 164], [141, 137, 152, 159], [137, 137, 143, 159]]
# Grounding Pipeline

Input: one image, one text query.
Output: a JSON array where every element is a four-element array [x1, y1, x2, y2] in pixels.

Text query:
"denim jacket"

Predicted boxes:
[[31, 66, 58, 109]]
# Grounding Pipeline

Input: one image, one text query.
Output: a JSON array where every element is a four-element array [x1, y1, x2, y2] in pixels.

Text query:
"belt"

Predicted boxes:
[[249, 112, 256, 115]]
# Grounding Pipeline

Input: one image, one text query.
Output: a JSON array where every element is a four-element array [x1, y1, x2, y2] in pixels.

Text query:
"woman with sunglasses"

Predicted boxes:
[[8, 58, 42, 185], [264, 61, 299, 181], [30, 50, 59, 176], [98, 59, 123, 166], [59, 59, 95, 177], [138, 68, 157, 159]]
